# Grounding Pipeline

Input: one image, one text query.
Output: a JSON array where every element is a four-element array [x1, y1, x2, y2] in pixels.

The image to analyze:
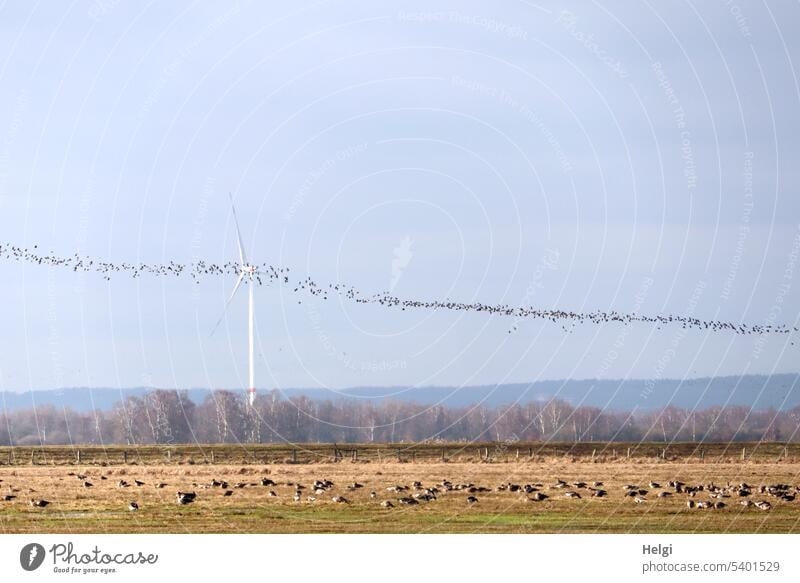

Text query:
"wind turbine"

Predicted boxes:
[[212, 195, 258, 408]]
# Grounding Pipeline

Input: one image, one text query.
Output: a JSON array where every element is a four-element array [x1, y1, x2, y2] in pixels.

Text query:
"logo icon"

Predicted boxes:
[[20, 543, 46, 571]]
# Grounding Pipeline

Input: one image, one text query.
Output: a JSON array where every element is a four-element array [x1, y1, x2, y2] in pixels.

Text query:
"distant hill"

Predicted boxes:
[[1, 374, 799, 412]]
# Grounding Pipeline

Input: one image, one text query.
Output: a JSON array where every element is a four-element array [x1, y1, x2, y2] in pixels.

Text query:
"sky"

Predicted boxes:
[[0, 0, 798, 393]]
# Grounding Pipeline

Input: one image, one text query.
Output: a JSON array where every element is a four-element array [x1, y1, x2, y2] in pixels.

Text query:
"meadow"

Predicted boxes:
[[2, 443, 800, 533]]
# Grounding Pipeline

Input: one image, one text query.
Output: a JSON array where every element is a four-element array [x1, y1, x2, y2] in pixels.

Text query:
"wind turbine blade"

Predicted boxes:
[[229, 192, 248, 267], [209, 272, 246, 337]]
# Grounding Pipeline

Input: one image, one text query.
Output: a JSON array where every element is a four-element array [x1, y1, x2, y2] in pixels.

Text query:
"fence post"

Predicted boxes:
[[77, 450, 81, 464], [741, 447, 746, 461], [662, 448, 667, 460], [31, 450, 35, 465], [626, 447, 631, 460], [396, 448, 401, 462], [591, 448, 596, 462], [123, 450, 128, 464], [441, 448, 446, 462], [292, 449, 297, 464], [7, 450, 11, 465], [353, 449, 358, 462], [612, 448, 617, 459], [167, 450, 171, 463], [483, 447, 489, 460], [700, 449, 704, 463]]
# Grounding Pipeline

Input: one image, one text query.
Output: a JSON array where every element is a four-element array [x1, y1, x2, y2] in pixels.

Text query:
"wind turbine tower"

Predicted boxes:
[[213, 195, 258, 408]]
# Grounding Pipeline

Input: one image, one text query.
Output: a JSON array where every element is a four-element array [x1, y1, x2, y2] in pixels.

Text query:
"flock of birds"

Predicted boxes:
[[3, 472, 797, 514], [2, 241, 798, 337]]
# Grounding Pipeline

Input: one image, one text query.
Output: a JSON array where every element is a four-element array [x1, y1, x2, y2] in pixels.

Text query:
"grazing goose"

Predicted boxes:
[[3, 495, 17, 501], [755, 501, 772, 511], [564, 491, 581, 499], [267, 490, 277, 497], [331, 496, 349, 504], [573, 482, 587, 489], [592, 489, 607, 498], [657, 491, 672, 498], [128, 501, 139, 512], [399, 497, 419, 505], [370, 491, 377, 498], [530, 492, 549, 501], [83, 481, 93, 488], [649, 482, 661, 489], [134, 480, 145, 487], [634, 496, 647, 504], [695, 501, 710, 509], [117, 480, 129, 488], [29, 499, 49, 508], [713, 501, 726, 509], [740, 500, 754, 508], [381, 500, 394, 508], [466, 496, 479, 504], [686, 500, 695, 508], [261, 478, 276, 486], [223, 490, 233, 497], [155, 483, 167, 489], [176, 491, 196, 505]]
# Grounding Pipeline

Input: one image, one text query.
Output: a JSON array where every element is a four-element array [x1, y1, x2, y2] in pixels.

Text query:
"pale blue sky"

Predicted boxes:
[[0, 0, 798, 392]]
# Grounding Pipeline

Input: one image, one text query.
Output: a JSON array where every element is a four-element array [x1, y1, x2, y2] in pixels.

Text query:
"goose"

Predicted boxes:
[[261, 478, 276, 486], [696, 501, 710, 509], [76, 474, 87, 480], [740, 500, 754, 508], [592, 489, 607, 498], [117, 480, 129, 488], [83, 481, 93, 488], [331, 496, 349, 504], [234, 482, 247, 489], [649, 482, 661, 489], [657, 491, 672, 498], [593, 481, 604, 487], [307, 496, 316, 502], [713, 501, 726, 509], [381, 500, 394, 508], [370, 491, 377, 498], [466, 496, 479, 504], [29, 499, 49, 508], [399, 497, 419, 505], [412, 481, 423, 489], [268, 490, 277, 497], [293, 493, 301, 502], [686, 500, 695, 508], [223, 490, 233, 497], [564, 491, 581, 499], [530, 492, 549, 501], [134, 480, 145, 487], [155, 483, 167, 489], [755, 501, 772, 511], [573, 482, 587, 489], [634, 496, 647, 504], [3, 495, 16, 501], [128, 501, 139, 511]]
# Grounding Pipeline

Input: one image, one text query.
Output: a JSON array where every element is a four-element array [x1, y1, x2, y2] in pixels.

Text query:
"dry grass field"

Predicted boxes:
[[2, 443, 800, 533]]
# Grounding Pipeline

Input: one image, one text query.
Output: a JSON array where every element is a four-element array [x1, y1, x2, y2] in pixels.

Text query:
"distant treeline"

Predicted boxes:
[[2, 389, 800, 445]]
